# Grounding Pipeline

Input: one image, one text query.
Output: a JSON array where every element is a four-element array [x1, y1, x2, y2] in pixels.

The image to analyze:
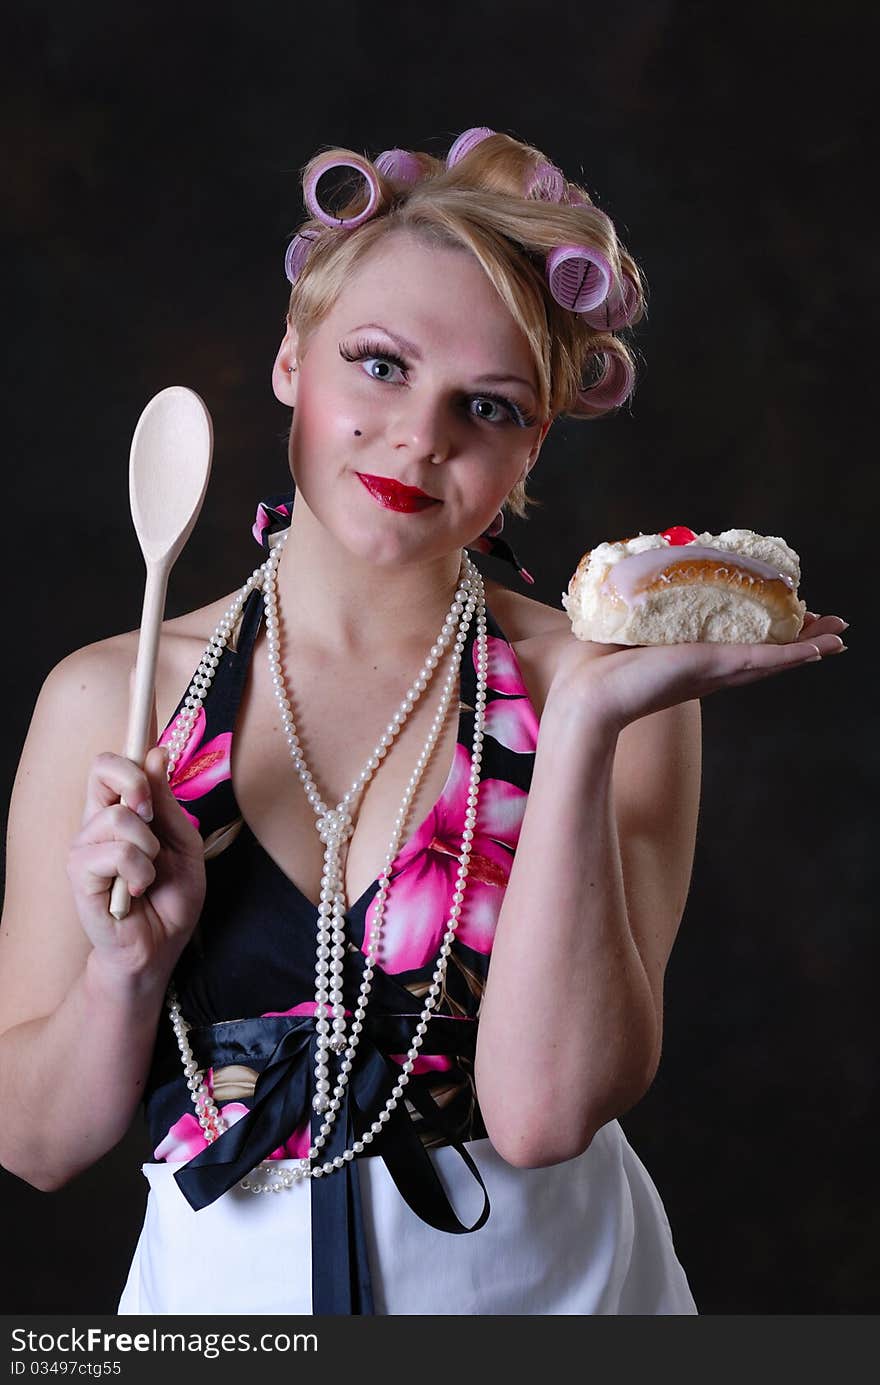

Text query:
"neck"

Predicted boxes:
[[271, 489, 467, 659]]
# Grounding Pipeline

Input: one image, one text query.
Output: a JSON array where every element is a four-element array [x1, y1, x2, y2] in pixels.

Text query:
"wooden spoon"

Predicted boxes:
[[109, 386, 213, 920]]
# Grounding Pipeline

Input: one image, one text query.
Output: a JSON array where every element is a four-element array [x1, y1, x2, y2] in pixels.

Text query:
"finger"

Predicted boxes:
[[68, 837, 157, 900], [74, 801, 162, 857], [797, 614, 849, 641], [718, 633, 845, 662], [81, 753, 154, 829], [770, 633, 844, 663], [145, 745, 203, 852], [716, 635, 845, 688], [797, 632, 846, 656]]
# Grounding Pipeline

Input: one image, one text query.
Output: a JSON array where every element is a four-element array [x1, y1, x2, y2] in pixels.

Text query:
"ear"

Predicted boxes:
[[271, 319, 301, 406], [524, 416, 553, 475]]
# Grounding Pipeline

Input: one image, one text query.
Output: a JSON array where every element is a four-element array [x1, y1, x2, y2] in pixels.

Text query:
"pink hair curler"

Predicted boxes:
[[304, 154, 381, 229], [575, 350, 635, 412], [375, 148, 423, 184], [580, 272, 640, 330], [446, 126, 496, 168], [284, 228, 321, 285], [527, 160, 566, 202], [545, 243, 613, 314]]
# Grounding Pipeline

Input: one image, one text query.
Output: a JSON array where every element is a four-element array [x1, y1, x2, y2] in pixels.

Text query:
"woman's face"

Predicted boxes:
[[272, 230, 551, 569]]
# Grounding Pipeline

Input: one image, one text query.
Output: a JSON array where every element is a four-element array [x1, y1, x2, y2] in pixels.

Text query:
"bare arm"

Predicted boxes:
[[0, 643, 204, 1191], [0, 953, 173, 1191], [474, 693, 701, 1168], [474, 608, 845, 1168]]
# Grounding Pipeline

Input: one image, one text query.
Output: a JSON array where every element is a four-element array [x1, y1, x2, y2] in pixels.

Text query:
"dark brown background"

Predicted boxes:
[[1, 0, 875, 1314]]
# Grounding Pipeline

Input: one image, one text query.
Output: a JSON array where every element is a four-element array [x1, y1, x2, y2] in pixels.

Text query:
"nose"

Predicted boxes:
[[388, 391, 453, 464]]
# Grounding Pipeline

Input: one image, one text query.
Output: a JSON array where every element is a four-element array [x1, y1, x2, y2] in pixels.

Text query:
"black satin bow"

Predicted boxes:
[[173, 1008, 491, 1315]]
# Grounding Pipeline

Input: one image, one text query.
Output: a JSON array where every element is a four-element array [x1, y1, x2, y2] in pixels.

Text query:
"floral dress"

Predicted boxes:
[[117, 494, 697, 1316]]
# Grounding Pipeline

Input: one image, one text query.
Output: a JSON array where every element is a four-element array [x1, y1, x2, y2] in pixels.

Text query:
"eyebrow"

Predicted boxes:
[[349, 322, 538, 398]]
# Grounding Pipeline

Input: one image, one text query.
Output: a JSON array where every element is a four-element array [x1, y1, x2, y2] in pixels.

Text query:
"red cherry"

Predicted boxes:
[[660, 525, 698, 546]]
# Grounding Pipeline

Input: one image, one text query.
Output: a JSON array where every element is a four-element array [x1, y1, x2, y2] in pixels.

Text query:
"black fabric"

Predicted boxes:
[[140, 516, 537, 1314]]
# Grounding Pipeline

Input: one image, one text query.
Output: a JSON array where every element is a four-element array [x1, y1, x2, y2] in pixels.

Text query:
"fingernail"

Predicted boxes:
[[839, 621, 850, 631], [137, 802, 153, 822]]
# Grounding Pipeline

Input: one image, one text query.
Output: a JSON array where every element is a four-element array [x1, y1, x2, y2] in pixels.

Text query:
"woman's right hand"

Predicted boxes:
[[66, 745, 207, 986]]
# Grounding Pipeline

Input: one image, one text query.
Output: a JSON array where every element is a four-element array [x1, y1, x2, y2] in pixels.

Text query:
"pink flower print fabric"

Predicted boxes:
[[359, 631, 538, 978], [480, 634, 540, 753], [158, 706, 233, 830], [155, 1097, 311, 1163], [252, 497, 292, 550], [361, 744, 529, 977], [153, 1100, 252, 1162]]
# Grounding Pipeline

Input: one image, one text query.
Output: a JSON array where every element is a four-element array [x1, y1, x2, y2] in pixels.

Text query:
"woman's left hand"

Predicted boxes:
[[547, 610, 849, 734]]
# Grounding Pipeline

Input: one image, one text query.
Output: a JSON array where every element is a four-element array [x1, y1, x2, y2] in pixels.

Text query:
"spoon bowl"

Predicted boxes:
[[130, 385, 214, 563]]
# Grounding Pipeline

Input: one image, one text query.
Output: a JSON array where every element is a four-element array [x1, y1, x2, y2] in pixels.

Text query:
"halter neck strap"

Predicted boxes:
[[251, 490, 535, 584]]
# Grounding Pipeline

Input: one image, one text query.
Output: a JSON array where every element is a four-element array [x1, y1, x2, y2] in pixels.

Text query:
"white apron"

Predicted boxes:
[[117, 1118, 696, 1316]]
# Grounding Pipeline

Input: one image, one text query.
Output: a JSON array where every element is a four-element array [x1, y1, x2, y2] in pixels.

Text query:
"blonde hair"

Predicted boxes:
[[286, 131, 646, 519]]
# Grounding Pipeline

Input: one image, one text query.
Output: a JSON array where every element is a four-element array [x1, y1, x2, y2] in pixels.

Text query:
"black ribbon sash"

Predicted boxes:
[[172, 1005, 491, 1315]]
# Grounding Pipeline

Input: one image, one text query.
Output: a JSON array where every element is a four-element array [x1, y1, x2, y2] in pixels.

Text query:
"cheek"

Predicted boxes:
[[446, 471, 518, 535], [295, 374, 368, 452]]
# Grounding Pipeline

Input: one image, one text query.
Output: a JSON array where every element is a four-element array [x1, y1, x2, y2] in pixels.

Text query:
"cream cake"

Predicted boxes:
[[562, 525, 807, 645]]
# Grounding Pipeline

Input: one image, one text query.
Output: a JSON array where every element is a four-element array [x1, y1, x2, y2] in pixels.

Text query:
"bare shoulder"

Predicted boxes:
[[482, 576, 603, 721], [53, 588, 243, 734], [482, 575, 701, 785]]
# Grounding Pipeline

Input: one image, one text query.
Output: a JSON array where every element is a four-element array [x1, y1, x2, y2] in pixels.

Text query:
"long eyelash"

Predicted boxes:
[[339, 337, 537, 429], [340, 337, 408, 371]]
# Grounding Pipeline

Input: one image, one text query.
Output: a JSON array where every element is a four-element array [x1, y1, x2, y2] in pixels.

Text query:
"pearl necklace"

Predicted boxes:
[[164, 533, 488, 1190]]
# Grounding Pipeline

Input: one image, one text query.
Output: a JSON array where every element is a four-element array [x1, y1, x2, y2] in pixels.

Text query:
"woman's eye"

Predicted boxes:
[[362, 354, 405, 383], [471, 397, 506, 424]]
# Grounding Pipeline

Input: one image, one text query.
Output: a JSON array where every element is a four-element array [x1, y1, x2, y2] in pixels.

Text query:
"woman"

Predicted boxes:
[[0, 128, 847, 1315]]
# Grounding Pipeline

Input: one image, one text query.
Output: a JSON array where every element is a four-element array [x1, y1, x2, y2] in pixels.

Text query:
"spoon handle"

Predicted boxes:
[[109, 560, 170, 921]]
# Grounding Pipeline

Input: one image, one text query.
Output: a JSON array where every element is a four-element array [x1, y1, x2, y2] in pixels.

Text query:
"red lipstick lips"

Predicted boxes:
[[356, 473, 440, 513]]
